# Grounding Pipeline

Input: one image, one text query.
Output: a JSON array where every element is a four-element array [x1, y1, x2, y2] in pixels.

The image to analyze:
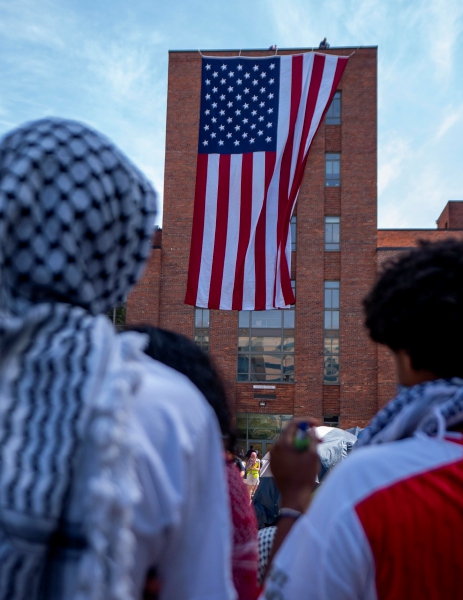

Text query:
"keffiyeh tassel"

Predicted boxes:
[[76, 333, 145, 600]]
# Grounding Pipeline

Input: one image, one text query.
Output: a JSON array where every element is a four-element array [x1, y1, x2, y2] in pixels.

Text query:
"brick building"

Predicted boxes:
[[126, 46, 463, 454]]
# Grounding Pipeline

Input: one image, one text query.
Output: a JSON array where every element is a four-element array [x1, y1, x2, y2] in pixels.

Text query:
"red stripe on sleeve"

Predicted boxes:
[[355, 457, 463, 600], [208, 154, 231, 309], [185, 153, 208, 306]]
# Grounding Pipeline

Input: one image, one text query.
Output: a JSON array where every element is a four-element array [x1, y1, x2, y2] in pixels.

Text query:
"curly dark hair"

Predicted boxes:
[[126, 325, 233, 448], [363, 239, 463, 378]]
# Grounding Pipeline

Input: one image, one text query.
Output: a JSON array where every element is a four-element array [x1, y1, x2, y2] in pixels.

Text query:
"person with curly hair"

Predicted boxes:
[[260, 239, 463, 600]]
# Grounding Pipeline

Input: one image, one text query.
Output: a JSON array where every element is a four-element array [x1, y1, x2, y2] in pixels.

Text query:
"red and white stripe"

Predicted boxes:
[[185, 52, 349, 310]]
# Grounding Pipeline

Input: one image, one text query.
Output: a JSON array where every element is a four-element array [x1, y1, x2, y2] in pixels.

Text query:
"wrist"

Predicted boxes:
[[280, 489, 313, 513], [278, 507, 302, 521]]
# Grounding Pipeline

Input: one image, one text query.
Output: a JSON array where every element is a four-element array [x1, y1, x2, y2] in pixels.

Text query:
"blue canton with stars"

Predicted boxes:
[[198, 57, 280, 154]]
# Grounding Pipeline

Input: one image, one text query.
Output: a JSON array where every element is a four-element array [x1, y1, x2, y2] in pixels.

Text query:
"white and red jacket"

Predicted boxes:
[[260, 432, 463, 599]]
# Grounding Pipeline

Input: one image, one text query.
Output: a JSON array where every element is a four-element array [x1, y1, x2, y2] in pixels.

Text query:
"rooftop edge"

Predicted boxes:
[[169, 46, 378, 53]]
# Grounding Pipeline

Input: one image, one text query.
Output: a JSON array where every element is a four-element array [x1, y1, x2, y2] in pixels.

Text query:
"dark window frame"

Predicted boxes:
[[290, 215, 297, 251], [324, 281, 340, 385], [237, 285, 295, 383], [325, 91, 341, 125], [325, 153, 341, 187], [323, 414, 340, 427], [325, 216, 340, 251], [194, 307, 210, 353]]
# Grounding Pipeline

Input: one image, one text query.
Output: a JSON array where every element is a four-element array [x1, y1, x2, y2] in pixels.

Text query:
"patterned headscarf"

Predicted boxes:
[[357, 378, 463, 447], [0, 118, 156, 600], [0, 117, 155, 316]]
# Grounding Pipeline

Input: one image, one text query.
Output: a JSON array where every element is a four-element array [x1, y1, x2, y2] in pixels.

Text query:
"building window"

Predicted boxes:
[[324, 281, 340, 384], [291, 280, 296, 305], [107, 301, 126, 330], [194, 308, 210, 353], [323, 414, 340, 427], [238, 300, 295, 383], [290, 215, 297, 251], [236, 413, 293, 457], [325, 153, 341, 187], [325, 91, 341, 125], [325, 216, 340, 251]]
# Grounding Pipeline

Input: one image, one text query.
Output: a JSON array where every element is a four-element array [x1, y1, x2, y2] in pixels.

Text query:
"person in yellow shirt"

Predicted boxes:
[[245, 451, 261, 500]]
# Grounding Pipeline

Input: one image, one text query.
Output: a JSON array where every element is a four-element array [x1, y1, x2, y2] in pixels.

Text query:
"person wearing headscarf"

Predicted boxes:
[[0, 118, 235, 600], [260, 240, 463, 600]]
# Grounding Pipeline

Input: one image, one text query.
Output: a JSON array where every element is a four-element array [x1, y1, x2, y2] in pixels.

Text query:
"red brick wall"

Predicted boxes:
[[158, 52, 203, 339], [325, 125, 342, 152], [323, 385, 340, 415], [378, 229, 463, 247], [436, 203, 450, 230], [337, 48, 378, 429], [126, 246, 162, 326], [324, 187, 341, 214], [448, 202, 463, 228], [437, 201, 463, 229], [236, 384, 295, 415]]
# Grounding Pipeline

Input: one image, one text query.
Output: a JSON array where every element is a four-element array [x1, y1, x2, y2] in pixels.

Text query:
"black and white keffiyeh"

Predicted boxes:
[[0, 118, 156, 600], [357, 378, 463, 447]]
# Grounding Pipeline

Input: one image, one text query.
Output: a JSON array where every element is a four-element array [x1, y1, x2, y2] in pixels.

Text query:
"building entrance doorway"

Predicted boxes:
[[246, 440, 275, 458], [236, 413, 292, 459]]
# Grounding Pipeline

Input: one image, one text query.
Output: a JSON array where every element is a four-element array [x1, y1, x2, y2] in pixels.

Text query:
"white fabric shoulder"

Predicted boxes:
[[309, 434, 463, 523], [261, 435, 463, 600], [126, 347, 237, 600]]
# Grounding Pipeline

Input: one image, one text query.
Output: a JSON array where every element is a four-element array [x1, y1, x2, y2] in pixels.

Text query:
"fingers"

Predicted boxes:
[[279, 417, 320, 445]]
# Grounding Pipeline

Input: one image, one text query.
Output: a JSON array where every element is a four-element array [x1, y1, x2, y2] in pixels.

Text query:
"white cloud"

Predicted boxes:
[[435, 106, 463, 139], [420, 0, 463, 79], [265, 0, 319, 47], [0, 0, 67, 49], [378, 135, 411, 195]]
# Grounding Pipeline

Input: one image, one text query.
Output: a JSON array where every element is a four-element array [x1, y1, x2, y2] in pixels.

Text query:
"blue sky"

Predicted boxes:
[[0, 0, 462, 228]]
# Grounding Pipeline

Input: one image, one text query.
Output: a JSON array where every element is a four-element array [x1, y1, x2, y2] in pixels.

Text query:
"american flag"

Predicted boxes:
[[185, 52, 348, 310]]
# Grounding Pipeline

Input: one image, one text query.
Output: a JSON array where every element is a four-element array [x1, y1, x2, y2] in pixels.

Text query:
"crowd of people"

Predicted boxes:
[[0, 117, 462, 600]]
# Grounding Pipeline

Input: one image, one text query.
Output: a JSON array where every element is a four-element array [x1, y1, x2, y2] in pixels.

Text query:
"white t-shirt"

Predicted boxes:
[[59, 352, 236, 600], [260, 432, 463, 600], [129, 354, 236, 599]]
